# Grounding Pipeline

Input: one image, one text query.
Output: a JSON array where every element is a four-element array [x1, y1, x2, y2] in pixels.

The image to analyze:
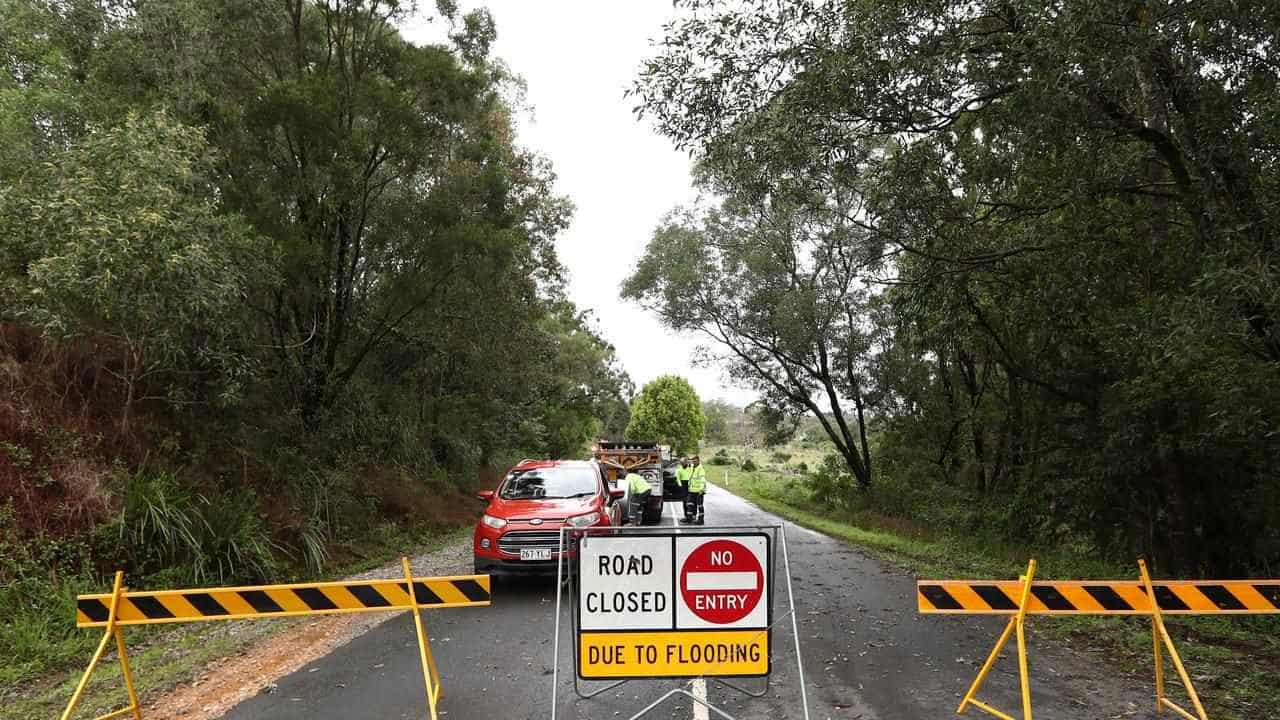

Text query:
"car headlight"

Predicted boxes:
[[565, 512, 601, 528], [481, 514, 507, 529]]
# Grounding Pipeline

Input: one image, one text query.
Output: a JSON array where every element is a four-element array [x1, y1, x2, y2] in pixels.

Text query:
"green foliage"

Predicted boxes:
[[808, 453, 854, 509], [702, 400, 731, 443], [0, 0, 634, 694], [769, 451, 791, 464], [634, 0, 1280, 575], [624, 203, 876, 487], [725, 463, 1280, 719], [708, 454, 733, 466], [115, 467, 276, 584], [116, 466, 201, 574], [194, 490, 277, 585], [0, 502, 99, 687], [740, 458, 757, 472], [625, 375, 706, 453], [0, 112, 261, 417]]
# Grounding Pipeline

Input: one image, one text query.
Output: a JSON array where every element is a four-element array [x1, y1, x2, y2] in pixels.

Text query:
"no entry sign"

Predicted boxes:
[[676, 535, 769, 630], [679, 538, 765, 625], [576, 531, 771, 679]]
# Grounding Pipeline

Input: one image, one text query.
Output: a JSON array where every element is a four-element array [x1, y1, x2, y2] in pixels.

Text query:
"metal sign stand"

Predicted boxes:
[[550, 524, 811, 720]]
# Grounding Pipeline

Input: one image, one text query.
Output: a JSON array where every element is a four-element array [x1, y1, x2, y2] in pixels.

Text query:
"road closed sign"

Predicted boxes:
[[578, 536, 672, 631], [576, 532, 770, 679]]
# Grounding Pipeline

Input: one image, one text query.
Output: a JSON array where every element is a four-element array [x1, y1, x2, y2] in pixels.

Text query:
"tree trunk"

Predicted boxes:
[[957, 349, 987, 494]]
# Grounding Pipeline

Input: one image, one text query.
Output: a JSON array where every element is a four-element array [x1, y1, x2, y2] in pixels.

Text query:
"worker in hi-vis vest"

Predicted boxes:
[[675, 457, 693, 519], [626, 471, 651, 525], [683, 456, 707, 525]]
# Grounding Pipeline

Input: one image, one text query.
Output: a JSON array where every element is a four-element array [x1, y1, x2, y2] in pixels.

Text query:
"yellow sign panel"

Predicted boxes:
[[579, 630, 768, 679]]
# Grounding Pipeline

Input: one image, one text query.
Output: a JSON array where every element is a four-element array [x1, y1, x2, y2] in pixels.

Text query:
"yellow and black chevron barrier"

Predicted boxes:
[[76, 574, 490, 627], [61, 558, 489, 720], [918, 578, 1280, 615], [918, 559, 1280, 720]]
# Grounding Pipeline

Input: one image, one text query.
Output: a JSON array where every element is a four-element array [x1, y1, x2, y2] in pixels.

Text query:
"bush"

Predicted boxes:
[[796, 461, 808, 473], [195, 489, 278, 584], [714, 448, 729, 457], [116, 466, 203, 577], [0, 502, 100, 686], [741, 458, 758, 472], [770, 451, 792, 464], [808, 453, 855, 508], [116, 467, 277, 584], [708, 455, 733, 466]]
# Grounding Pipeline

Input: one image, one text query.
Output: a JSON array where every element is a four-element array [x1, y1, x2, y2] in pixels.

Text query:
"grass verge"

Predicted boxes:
[[710, 463, 1280, 720]]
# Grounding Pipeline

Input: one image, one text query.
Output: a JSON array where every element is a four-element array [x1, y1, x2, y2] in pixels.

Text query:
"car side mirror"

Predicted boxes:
[[476, 490, 495, 502], [608, 488, 625, 501]]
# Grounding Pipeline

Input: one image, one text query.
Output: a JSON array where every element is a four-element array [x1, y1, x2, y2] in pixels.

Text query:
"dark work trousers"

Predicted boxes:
[[629, 490, 651, 524], [687, 491, 705, 522]]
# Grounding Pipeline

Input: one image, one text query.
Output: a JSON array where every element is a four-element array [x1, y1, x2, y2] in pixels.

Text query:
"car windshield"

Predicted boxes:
[[500, 467, 598, 500]]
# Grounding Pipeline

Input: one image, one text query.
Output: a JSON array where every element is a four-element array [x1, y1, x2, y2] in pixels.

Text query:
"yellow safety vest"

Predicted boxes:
[[676, 466, 692, 486], [688, 465, 707, 493], [627, 472, 650, 495]]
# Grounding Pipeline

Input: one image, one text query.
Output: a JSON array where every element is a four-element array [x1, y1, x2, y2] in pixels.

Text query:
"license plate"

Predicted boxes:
[[520, 548, 553, 561]]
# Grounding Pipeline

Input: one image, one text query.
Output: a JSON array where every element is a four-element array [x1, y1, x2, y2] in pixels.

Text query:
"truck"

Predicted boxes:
[[591, 440, 666, 524]]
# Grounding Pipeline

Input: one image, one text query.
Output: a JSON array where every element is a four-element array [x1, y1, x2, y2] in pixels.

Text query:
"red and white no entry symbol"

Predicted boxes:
[[679, 539, 764, 624]]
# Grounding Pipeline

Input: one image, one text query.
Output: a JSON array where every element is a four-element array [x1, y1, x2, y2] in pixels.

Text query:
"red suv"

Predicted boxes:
[[473, 459, 624, 577]]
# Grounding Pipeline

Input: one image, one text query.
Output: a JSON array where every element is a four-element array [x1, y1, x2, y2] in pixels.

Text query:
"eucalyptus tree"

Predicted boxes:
[[634, 0, 1280, 572]]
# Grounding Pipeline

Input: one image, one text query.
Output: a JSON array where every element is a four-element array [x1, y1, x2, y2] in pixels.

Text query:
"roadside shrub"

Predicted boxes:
[[116, 467, 277, 584], [770, 452, 792, 464], [117, 466, 202, 576], [194, 489, 278, 584], [714, 448, 729, 457], [708, 455, 733, 466], [741, 458, 758, 472], [0, 502, 99, 686], [808, 453, 855, 508], [796, 461, 808, 473]]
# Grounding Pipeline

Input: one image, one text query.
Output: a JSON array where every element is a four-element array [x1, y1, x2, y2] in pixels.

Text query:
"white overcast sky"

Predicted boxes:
[[401, 2, 758, 407]]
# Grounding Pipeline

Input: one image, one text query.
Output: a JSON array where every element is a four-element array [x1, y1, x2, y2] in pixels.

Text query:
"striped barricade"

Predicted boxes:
[[917, 560, 1280, 720], [918, 578, 1280, 616], [76, 574, 490, 627], [62, 558, 489, 720]]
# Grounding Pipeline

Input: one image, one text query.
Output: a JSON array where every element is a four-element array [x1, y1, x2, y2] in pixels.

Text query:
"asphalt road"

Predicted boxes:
[[222, 484, 1161, 720]]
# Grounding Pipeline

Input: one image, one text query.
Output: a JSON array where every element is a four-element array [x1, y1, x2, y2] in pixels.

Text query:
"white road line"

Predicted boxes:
[[692, 677, 709, 720]]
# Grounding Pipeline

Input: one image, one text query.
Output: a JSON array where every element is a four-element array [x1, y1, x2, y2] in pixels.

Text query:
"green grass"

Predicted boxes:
[[707, 454, 1280, 720], [4, 619, 279, 720], [1, 526, 471, 720]]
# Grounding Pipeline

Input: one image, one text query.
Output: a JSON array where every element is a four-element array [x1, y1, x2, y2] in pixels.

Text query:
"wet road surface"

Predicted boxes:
[[222, 484, 1160, 720]]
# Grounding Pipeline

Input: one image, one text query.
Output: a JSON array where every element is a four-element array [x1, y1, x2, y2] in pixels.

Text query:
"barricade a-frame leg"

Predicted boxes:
[[957, 559, 1036, 720], [1138, 560, 1209, 720], [61, 570, 143, 720]]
